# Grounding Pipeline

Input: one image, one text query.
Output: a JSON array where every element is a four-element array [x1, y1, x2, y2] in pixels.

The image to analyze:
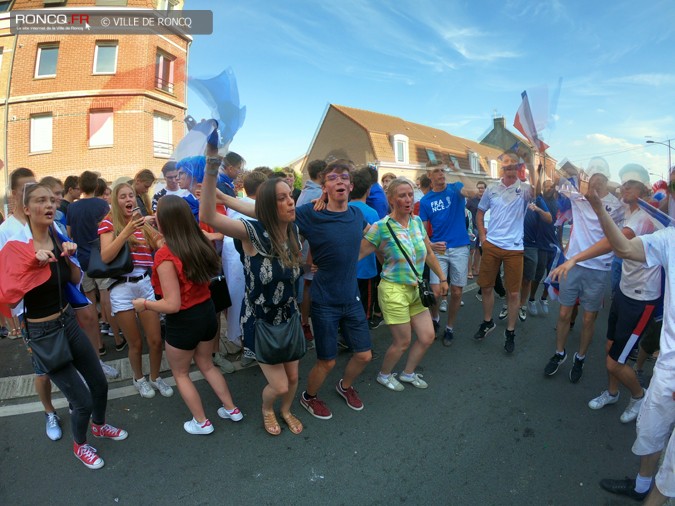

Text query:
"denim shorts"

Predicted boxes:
[[109, 275, 156, 315], [311, 301, 371, 360]]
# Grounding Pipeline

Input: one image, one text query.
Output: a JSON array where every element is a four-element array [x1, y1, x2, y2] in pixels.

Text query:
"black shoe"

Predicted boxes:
[[544, 351, 567, 376], [368, 314, 384, 330], [569, 355, 585, 383], [504, 330, 515, 353], [115, 337, 128, 352], [433, 320, 440, 338], [473, 320, 496, 341], [98, 345, 107, 357], [442, 328, 454, 347], [599, 477, 648, 501]]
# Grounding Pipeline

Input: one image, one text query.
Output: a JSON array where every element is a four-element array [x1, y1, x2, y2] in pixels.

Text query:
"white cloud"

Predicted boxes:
[[608, 74, 675, 87]]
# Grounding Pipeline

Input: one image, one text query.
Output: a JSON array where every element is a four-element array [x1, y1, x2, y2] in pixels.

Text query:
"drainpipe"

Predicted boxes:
[[3, 31, 17, 216]]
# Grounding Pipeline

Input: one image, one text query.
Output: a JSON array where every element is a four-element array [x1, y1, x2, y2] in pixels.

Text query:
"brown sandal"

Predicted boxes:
[[281, 412, 303, 435], [263, 411, 281, 436]]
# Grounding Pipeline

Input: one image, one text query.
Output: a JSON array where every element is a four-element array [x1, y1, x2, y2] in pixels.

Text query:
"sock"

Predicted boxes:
[[575, 353, 586, 361], [485, 319, 494, 324], [378, 372, 390, 380], [432, 316, 440, 323], [635, 474, 652, 494], [400, 371, 415, 380], [556, 350, 565, 357], [506, 329, 515, 334], [303, 391, 316, 400], [338, 379, 347, 392], [529, 298, 535, 302], [446, 326, 453, 332], [222, 407, 237, 415], [211, 353, 216, 358]]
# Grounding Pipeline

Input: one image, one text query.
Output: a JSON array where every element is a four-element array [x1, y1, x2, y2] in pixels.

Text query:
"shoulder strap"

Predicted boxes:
[[386, 219, 421, 280]]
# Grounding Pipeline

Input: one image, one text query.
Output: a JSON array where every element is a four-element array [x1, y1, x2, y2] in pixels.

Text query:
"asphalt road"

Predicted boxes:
[[0, 287, 655, 506]]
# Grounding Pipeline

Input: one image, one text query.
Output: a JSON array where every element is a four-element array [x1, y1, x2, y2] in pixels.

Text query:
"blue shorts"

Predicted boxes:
[[311, 301, 371, 360]]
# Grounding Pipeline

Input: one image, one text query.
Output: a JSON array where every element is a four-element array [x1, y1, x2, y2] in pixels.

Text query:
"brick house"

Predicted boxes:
[[0, 0, 189, 208], [304, 104, 505, 187]]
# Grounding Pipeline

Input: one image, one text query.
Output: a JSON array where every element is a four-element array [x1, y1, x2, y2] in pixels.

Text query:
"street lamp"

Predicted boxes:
[[646, 139, 674, 178]]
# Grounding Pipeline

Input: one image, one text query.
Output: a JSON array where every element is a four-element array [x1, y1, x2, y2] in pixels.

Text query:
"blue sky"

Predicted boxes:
[[187, 0, 675, 182]]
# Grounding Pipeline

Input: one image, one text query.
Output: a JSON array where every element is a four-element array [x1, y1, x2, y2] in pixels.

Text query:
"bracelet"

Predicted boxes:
[[143, 299, 148, 312], [440, 279, 447, 283], [206, 156, 221, 165]]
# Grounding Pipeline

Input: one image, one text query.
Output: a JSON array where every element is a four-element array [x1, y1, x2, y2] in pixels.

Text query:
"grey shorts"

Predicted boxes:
[[81, 272, 114, 293], [429, 245, 470, 287], [558, 264, 608, 312], [523, 247, 538, 281]]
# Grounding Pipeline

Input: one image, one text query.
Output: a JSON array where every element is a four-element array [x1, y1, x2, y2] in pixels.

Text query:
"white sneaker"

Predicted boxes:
[[518, 306, 527, 322], [498, 305, 508, 320], [527, 300, 539, 316], [540, 299, 549, 315], [184, 418, 214, 435], [100, 360, 120, 380], [398, 372, 428, 389], [45, 412, 62, 441], [133, 377, 156, 398], [439, 299, 448, 312], [149, 377, 174, 397], [620, 391, 645, 423], [588, 390, 619, 410], [217, 406, 244, 422], [377, 373, 404, 392]]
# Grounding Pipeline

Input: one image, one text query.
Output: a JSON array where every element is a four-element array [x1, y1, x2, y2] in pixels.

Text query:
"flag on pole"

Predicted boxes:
[[637, 198, 675, 229], [514, 91, 549, 153]]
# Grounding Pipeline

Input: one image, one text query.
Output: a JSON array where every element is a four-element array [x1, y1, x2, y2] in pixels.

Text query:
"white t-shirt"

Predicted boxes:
[[0, 215, 28, 316], [620, 208, 662, 301], [669, 195, 675, 221], [641, 227, 675, 370], [478, 179, 533, 251], [566, 192, 624, 271]]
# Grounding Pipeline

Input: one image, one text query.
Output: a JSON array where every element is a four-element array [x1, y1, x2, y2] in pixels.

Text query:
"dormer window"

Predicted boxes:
[[469, 152, 480, 174], [392, 134, 409, 164]]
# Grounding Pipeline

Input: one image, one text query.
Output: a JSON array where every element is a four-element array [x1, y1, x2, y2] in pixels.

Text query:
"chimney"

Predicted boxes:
[[493, 116, 505, 130]]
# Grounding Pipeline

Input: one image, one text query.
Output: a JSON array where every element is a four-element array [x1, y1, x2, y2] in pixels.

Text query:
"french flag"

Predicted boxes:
[[637, 198, 675, 229], [543, 244, 566, 301], [0, 224, 88, 318], [514, 91, 549, 153]]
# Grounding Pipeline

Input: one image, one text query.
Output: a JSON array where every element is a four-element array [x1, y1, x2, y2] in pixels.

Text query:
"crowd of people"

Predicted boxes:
[[0, 145, 673, 504]]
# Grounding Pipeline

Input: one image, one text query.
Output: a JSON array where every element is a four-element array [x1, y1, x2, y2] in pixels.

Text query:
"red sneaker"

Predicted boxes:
[[299, 393, 332, 420], [73, 442, 104, 470], [91, 423, 128, 441], [336, 381, 364, 411]]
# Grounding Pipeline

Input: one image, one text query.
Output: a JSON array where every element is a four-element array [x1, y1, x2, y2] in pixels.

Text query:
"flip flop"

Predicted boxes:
[[467, 273, 474, 279], [281, 412, 303, 435], [263, 411, 281, 436]]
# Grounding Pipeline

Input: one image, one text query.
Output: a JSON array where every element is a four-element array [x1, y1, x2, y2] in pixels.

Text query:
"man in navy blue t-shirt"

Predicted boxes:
[[295, 160, 372, 420]]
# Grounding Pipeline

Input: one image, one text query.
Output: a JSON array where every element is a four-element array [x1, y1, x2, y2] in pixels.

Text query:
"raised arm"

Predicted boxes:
[[587, 188, 646, 262], [199, 152, 249, 242]]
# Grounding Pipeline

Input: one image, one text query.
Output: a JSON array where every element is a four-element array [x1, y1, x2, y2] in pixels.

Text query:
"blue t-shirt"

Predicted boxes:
[[418, 183, 470, 248], [349, 201, 379, 279], [366, 183, 389, 219], [295, 204, 366, 305], [523, 196, 549, 248], [539, 196, 559, 251], [66, 197, 110, 271]]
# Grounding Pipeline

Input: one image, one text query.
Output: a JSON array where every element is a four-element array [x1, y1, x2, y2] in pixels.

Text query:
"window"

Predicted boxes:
[[35, 45, 59, 78], [155, 51, 175, 94], [0, 2, 14, 12], [153, 113, 173, 157], [0, 48, 4, 71], [89, 110, 113, 147], [95, 0, 128, 5], [93, 42, 118, 74], [392, 134, 409, 164], [426, 149, 437, 164], [470, 152, 480, 174], [44, 0, 68, 6], [30, 114, 53, 153], [158, 0, 180, 9], [449, 156, 461, 171], [490, 160, 498, 178]]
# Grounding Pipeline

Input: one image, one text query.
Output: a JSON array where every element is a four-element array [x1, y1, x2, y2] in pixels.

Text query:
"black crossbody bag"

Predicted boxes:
[[386, 219, 436, 308]]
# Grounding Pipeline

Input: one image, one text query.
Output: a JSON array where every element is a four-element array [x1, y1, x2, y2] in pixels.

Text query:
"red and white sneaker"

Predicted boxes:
[[91, 423, 128, 441], [73, 442, 104, 470]]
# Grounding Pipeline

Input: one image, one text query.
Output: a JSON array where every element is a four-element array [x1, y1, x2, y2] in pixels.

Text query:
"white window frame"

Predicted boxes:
[[155, 50, 175, 94], [392, 134, 409, 164], [89, 110, 114, 148], [490, 159, 498, 179], [470, 152, 480, 174], [157, 0, 179, 9], [30, 113, 53, 153], [153, 113, 173, 158], [35, 45, 59, 78], [93, 41, 118, 75]]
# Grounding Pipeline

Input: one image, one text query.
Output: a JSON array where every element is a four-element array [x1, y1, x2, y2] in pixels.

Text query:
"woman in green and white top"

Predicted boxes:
[[360, 178, 447, 392]]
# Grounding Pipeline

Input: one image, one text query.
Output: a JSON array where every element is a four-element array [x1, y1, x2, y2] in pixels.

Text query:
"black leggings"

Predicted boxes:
[[27, 307, 108, 444]]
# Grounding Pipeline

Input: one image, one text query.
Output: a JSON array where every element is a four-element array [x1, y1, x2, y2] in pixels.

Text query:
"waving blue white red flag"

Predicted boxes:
[[0, 224, 88, 318], [514, 91, 549, 153]]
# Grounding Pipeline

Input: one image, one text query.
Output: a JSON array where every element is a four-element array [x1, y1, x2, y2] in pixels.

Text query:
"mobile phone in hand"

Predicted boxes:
[[131, 207, 142, 221]]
